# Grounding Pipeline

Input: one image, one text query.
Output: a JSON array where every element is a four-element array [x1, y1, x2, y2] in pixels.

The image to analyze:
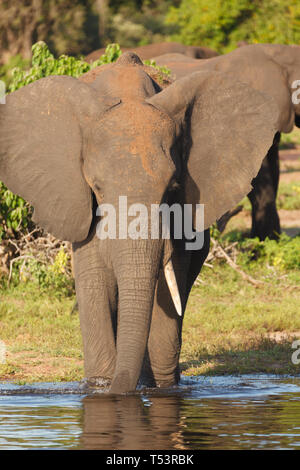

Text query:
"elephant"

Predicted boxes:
[[85, 41, 218, 63], [0, 52, 278, 393], [152, 44, 300, 240]]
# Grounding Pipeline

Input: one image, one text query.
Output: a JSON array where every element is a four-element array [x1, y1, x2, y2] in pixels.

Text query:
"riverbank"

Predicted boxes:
[[0, 257, 299, 383]]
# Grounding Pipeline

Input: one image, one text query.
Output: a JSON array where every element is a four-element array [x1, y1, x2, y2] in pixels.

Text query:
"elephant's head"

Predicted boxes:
[[0, 52, 278, 393]]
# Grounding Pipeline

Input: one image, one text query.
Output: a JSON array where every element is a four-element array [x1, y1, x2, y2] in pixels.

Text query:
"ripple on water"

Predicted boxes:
[[0, 374, 299, 450]]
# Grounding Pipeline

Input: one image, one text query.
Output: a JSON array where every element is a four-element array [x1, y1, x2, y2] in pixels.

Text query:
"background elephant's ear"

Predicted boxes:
[[147, 71, 279, 229], [0, 75, 98, 242]]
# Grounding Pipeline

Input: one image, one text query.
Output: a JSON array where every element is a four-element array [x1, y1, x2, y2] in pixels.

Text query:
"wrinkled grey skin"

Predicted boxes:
[[0, 53, 278, 393], [153, 44, 300, 240]]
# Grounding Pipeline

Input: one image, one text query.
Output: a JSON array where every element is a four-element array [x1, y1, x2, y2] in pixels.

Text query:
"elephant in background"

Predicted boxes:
[[85, 41, 218, 63], [0, 52, 278, 393], [152, 44, 300, 240]]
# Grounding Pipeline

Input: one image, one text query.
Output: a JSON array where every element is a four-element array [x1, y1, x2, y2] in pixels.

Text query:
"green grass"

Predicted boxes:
[[277, 181, 300, 210], [182, 263, 300, 376], [280, 127, 300, 149], [0, 284, 82, 382], [0, 235, 299, 383], [238, 180, 300, 212]]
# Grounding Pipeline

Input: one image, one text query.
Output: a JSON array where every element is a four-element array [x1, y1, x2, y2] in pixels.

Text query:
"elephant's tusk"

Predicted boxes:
[[164, 259, 182, 317]]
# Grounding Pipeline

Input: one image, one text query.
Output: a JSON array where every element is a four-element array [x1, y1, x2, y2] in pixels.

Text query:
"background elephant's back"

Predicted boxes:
[[85, 42, 218, 64], [187, 45, 219, 59]]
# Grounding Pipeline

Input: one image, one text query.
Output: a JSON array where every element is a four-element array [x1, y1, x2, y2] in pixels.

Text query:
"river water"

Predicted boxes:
[[0, 374, 299, 450]]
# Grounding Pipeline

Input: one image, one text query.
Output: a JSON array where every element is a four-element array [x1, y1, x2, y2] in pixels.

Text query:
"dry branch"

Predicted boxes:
[[195, 236, 264, 287], [0, 228, 72, 280]]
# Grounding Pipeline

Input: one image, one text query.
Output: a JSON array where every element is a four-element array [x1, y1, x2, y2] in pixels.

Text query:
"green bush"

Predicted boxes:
[[144, 59, 171, 76], [0, 55, 30, 90], [99, 2, 178, 48], [0, 182, 33, 241], [8, 41, 122, 93], [8, 248, 74, 297], [237, 233, 300, 271], [212, 226, 300, 273], [165, 0, 300, 53]]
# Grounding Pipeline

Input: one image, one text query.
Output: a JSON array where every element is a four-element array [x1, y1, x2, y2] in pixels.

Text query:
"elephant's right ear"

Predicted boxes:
[[0, 76, 101, 242], [147, 71, 279, 230]]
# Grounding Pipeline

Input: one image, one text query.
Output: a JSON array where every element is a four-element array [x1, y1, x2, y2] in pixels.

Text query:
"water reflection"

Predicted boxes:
[[180, 397, 300, 450], [0, 375, 299, 450], [0, 395, 82, 449], [80, 394, 187, 450], [78, 392, 300, 450]]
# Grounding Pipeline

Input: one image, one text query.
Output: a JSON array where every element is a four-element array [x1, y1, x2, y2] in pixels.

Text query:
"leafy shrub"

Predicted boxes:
[[9, 248, 74, 297], [0, 55, 30, 90], [100, 2, 178, 48], [8, 41, 123, 93], [237, 233, 300, 271], [0, 182, 33, 241], [143, 59, 171, 78], [93, 43, 123, 64]]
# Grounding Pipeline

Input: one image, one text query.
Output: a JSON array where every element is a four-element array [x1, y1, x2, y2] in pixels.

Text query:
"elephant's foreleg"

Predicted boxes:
[[76, 273, 118, 384], [73, 242, 117, 384], [248, 132, 281, 240], [141, 267, 183, 388], [142, 232, 210, 388], [141, 242, 190, 387]]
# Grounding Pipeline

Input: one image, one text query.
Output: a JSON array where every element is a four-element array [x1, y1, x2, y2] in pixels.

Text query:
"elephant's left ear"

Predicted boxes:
[[147, 71, 279, 229], [0, 76, 102, 242]]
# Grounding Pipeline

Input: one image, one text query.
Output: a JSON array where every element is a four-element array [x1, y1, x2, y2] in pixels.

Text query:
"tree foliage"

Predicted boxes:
[[2, 1, 300, 63], [102, 0, 178, 47], [7, 41, 122, 92], [166, 0, 300, 52], [0, 0, 100, 65], [0, 1, 178, 65]]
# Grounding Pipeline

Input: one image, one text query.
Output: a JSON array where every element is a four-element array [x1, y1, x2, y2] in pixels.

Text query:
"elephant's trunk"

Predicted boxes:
[[110, 239, 162, 394]]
